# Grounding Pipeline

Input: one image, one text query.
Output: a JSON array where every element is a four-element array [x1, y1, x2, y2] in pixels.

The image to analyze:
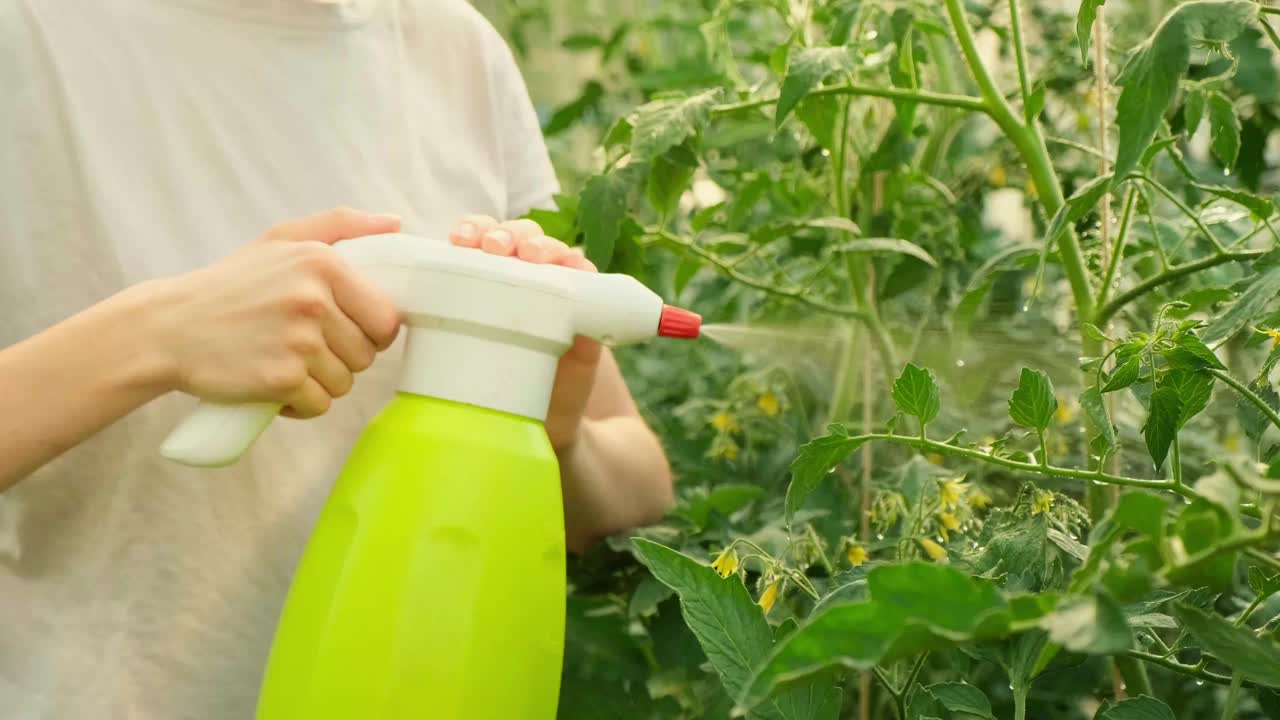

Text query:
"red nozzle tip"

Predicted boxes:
[[658, 305, 701, 339]]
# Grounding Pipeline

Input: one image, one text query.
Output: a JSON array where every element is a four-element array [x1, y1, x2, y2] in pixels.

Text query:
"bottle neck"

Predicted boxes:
[[396, 325, 565, 421]]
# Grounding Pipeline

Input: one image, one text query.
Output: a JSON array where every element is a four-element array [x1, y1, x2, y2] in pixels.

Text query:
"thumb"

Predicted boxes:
[[263, 207, 401, 245]]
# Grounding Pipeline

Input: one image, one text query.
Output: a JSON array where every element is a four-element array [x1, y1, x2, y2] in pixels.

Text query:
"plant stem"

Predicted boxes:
[[1037, 430, 1049, 467], [1209, 368, 1280, 432], [1238, 594, 1266, 627], [1094, 251, 1263, 325], [1171, 435, 1183, 487], [647, 229, 868, 319], [1096, 186, 1137, 309], [1222, 672, 1244, 720], [1132, 172, 1227, 253], [1007, 0, 1033, 110], [830, 431, 1194, 493], [712, 82, 988, 115], [1113, 654, 1153, 697], [943, 0, 1095, 325], [1125, 649, 1245, 687], [1013, 684, 1028, 720]]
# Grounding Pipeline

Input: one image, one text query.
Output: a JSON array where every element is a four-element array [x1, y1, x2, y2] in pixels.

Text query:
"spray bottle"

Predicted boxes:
[[157, 233, 701, 719]]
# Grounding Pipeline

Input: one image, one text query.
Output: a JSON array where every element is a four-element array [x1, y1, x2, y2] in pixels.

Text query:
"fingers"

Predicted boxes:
[[305, 345, 354, 400], [448, 215, 498, 249], [326, 260, 402, 351], [450, 215, 597, 271], [323, 309, 379, 373], [267, 207, 401, 245], [281, 377, 332, 419]]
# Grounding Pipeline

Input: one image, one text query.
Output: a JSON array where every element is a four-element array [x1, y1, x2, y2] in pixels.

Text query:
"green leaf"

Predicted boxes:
[[831, 238, 937, 267], [1239, 378, 1280, 445], [787, 424, 867, 526], [1025, 82, 1046, 123], [673, 252, 700, 299], [796, 95, 840, 152], [631, 540, 843, 719], [892, 363, 941, 427], [1249, 565, 1280, 597], [1204, 265, 1280, 344], [1164, 370, 1215, 429], [1184, 88, 1206, 135], [1008, 368, 1058, 432], [1098, 696, 1176, 720], [888, 9, 919, 132], [1081, 387, 1116, 458], [1084, 323, 1112, 342], [1194, 183, 1274, 218], [676, 483, 766, 529], [1112, 0, 1256, 181], [1207, 90, 1241, 169], [776, 46, 854, 127], [1038, 593, 1133, 654], [646, 147, 697, 219], [1103, 356, 1142, 393], [953, 245, 1038, 338], [741, 563, 1013, 707], [924, 682, 994, 719], [1142, 386, 1182, 470], [543, 81, 604, 137], [1165, 331, 1227, 370], [1176, 604, 1280, 687], [631, 89, 720, 162], [1168, 499, 1235, 592], [560, 32, 603, 50], [578, 167, 639, 270], [1076, 0, 1106, 64], [628, 576, 675, 618]]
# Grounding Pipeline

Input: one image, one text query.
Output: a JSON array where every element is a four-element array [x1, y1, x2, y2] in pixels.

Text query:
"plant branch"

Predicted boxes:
[[1096, 186, 1137, 309], [1132, 172, 1226, 253], [712, 82, 988, 116], [1209, 368, 1280, 432], [1094, 251, 1263, 324], [832, 432, 1191, 493], [1124, 650, 1250, 687], [1007, 0, 1033, 110], [944, 0, 1095, 324], [647, 229, 868, 319]]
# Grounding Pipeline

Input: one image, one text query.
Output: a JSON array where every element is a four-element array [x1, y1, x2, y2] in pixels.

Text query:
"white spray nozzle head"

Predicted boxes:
[[159, 233, 700, 467]]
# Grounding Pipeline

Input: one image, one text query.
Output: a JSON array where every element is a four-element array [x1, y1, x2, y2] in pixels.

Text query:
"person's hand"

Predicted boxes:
[[447, 215, 599, 451], [146, 208, 403, 418]]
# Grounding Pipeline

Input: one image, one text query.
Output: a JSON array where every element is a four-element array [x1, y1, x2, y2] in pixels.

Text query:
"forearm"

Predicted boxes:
[[0, 282, 173, 490], [557, 415, 674, 553]]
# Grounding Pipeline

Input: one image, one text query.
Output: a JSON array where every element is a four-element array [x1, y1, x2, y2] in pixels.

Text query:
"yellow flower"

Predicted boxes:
[[919, 538, 948, 562], [938, 511, 961, 542], [1024, 177, 1039, 200], [711, 411, 740, 433], [1054, 396, 1076, 425], [757, 392, 780, 417], [939, 478, 969, 510], [1223, 433, 1241, 452], [926, 453, 945, 466], [967, 489, 993, 510], [1032, 489, 1054, 516], [847, 544, 868, 567], [988, 165, 1008, 188], [711, 548, 739, 578], [1262, 328, 1280, 349], [759, 581, 779, 613], [710, 438, 739, 461]]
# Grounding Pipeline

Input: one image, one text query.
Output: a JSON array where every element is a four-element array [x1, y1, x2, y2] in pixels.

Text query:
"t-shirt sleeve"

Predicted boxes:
[[486, 34, 560, 220]]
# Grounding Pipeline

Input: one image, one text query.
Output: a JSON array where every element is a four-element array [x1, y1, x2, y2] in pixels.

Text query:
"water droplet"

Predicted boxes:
[[1009, 683, 1015, 691], [1092, 479, 1105, 487], [820, 148, 831, 157], [876, 533, 885, 541], [1021, 302, 1032, 312], [827, 467, 837, 474], [1224, 168, 1232, 176], [1119, 683, 1126, 692], [1195, 679, 1205, 686], [955, 359, 966, 368], [865, 30, 878, 40]]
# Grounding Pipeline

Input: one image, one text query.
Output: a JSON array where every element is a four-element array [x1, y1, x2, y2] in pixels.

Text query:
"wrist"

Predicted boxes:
[[105, 277, 184, 397]]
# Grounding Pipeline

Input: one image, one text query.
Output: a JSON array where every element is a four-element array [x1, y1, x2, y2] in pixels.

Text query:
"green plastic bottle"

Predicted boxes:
[[255, 393, 565, 719], [155, 234, 701, 718]]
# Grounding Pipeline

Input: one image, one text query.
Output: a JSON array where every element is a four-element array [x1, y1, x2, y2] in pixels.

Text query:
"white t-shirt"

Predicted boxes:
[[0, 1, 558, 717]]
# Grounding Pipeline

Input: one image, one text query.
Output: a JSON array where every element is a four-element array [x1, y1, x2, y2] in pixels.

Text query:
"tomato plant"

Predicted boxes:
[[487, 0, 1280, 717]]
